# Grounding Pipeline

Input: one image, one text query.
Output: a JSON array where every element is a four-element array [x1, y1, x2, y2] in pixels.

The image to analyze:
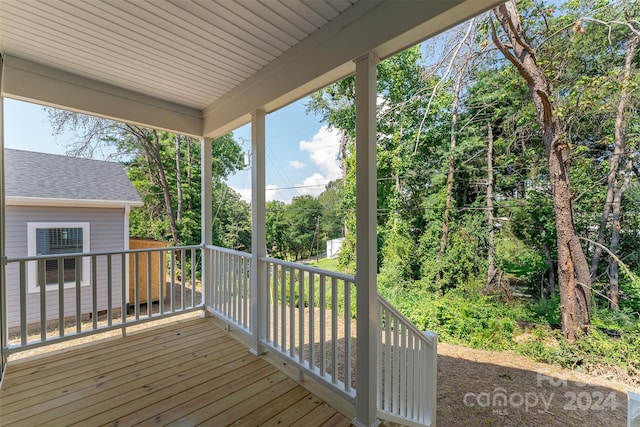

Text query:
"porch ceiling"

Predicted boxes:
[[0, 0, 502, 139]]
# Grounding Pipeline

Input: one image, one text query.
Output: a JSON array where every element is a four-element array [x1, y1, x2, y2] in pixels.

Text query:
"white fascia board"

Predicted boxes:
[[202, 0, 502, 138], [1, 55, 203, 137], [6, 196, 144, 208]]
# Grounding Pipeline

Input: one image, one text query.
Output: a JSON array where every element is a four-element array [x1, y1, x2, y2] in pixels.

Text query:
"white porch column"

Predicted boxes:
[[250, 110, 267, 355], [0, 63, 7, 376], [353, 52, 380, 427], [201, 137, 213, 308]]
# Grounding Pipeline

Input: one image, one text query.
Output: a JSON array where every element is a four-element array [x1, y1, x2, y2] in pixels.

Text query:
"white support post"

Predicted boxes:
[[0, 62, 7, 381], [353, 52, 380, 427], [630, 392, 640, 427], [250, 110, 267, 355], [201, 137, 213, 311]]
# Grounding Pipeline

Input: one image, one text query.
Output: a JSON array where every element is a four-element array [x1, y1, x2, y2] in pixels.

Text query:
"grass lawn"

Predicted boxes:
[[304, 257, 343, 272]]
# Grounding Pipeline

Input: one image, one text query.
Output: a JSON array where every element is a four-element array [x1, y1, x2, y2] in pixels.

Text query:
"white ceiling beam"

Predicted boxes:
[[1, 55, 203, 137]]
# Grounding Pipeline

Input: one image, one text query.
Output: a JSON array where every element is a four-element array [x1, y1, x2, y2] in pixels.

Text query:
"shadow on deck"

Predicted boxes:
[[0, 316, 351, 426]]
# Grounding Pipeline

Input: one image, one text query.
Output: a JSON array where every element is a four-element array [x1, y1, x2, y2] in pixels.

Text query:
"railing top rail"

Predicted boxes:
[[260, 256, 356, 282], [5, 244, 204, 264], [204, 245, 251, 258], [378, 294, 436, 347]]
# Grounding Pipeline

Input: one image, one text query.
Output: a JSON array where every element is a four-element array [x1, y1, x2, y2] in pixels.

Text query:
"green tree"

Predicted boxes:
[[45, 109, 246, 246], [285, 195, 322, 260], [266, 200, 289, 258]]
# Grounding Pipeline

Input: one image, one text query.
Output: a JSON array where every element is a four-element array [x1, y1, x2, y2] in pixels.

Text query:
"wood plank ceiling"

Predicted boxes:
[[0, 0, 502, 137]]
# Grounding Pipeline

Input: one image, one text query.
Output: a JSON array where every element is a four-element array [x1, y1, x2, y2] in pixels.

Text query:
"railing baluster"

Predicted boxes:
[[272, 262, 278, 348], [289, 266, 295, 358], [331, 277, 337, 384], [298, 267, 304, 365], [39, 259, 47, 342], [344, 280, 351, 393], [393, 315, 399, 413], [384, 307, 391, 411], [159, 250, 165, 316], [223, 253, 229, 317], [212, 249, 217, 310], [121, 253, 126, 326], [107, 254, 112, 327], [219, 251, 224, 313], [377, 307, 382, 409], [134, 252, 140, 321], [308, 271, 314, 371], [92, 256, 98, 330], [232, 253, 237, 322], [180, 249, 186, 311], [419, 338, 425, 423], [19, 261, 27, 346], [147, 251, 152, 317], [400, 323, 407, 417], [58, 259, 64, 337], [170, 250, 176, 312], [238, 256, 244, 326], [319, 274, 326, 377], [75, 256, 81, 334], [191, 248, 196, 308], [280, 264, 286, 353], [217, 250, 222, 312]]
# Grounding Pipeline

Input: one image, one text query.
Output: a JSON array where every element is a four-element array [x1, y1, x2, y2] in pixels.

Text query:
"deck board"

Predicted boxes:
[[0, 316, 351, 427]]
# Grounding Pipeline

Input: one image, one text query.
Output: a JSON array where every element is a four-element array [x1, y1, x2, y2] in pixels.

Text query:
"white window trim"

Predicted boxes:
[[27, 222, 90, 293]]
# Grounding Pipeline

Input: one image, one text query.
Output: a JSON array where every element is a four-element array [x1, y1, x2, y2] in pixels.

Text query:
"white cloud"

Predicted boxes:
[[231, 127, 342, 204], [289, 160, 305, 169], [265, 184, 282, 202], [294, 173, 329, 198], [298, 126, 342, 187], [232, 184, 288, 203], [234, 188, 252, 203]]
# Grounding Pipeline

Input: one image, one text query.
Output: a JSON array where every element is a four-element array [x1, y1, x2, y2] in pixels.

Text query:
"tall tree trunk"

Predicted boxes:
[[484, 122, 497, 293], [186, 136, 193, 211], [339, 132, 349, 237], [492, 1, 591, 343], [176, 134, 183, 225], [542, 239, 556, 297], [590, 34, 639, 284], [608, 158, 634, 309], [435, 61, 466, 287], [133, 127, 180, 246]]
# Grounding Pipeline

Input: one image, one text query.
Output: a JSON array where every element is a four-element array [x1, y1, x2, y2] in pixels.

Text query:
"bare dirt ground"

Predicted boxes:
[[437, 342, 633, 427]]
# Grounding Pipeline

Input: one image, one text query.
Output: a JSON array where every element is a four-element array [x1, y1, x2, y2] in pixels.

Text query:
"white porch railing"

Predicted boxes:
[[378, 296, 437, 427], [202, 245, 252, 334], [203, 246, 437, 427], [2, 244, 437, 426], [261, 256, 357, 402], [2, 245, 203, 354]]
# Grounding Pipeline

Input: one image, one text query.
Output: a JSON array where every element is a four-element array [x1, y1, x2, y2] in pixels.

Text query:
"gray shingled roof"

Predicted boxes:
[[5, 149, 142, 204]]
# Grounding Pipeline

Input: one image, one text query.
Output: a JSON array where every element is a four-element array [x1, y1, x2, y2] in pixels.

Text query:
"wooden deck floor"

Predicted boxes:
[[0, 316, 352, 426]]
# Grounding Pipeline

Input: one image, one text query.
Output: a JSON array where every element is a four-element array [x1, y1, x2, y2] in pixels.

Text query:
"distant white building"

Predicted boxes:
[[326, 237, 345, 259]]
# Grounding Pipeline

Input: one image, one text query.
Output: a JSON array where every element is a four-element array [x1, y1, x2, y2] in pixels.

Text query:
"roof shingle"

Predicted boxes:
[[5, 149, 142, 204]]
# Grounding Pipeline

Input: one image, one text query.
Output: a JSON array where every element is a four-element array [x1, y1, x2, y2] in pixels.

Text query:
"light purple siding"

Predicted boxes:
[[5, 206, 126, 328]]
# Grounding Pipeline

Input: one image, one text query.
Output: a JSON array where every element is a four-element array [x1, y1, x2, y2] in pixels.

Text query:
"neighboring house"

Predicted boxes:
[[4, 149, 142, 329]]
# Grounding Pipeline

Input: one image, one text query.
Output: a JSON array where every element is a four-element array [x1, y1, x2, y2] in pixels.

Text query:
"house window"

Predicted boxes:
[[27, 223, 90, 293]]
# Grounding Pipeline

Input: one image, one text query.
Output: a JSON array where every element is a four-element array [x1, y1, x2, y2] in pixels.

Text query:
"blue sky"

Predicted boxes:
[[4, 98, 341, 203]]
